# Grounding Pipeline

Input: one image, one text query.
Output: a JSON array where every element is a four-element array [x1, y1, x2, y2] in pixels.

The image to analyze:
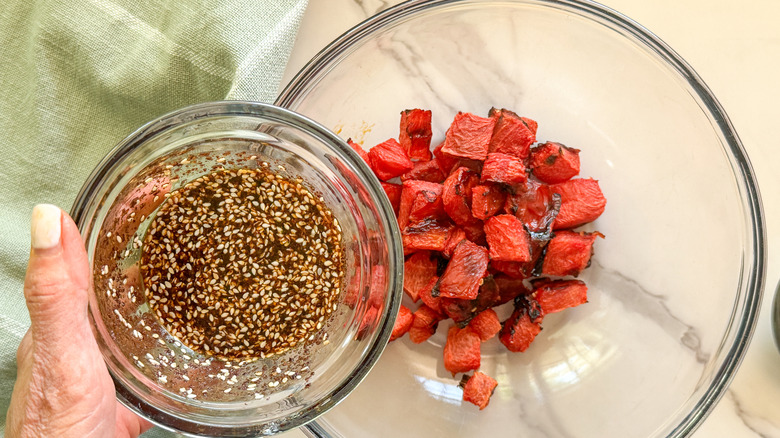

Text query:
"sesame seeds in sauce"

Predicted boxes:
[[140, 167, 343, 361]]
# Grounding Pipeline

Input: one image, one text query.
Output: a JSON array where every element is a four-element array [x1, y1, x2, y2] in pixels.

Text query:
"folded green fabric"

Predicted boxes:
[[0, 0, 307, 435]]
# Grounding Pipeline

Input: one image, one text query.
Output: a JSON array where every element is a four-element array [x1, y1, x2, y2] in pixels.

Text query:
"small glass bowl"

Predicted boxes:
[[70, 101, 403, 436]]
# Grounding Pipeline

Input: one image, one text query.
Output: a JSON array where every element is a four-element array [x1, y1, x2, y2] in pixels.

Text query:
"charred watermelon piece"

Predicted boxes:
[[487, 108, 536, 159], [408, 304, 443, 344], [442, 167, 481, 227], [399, 109, 433, 162], [461, 372, 498, 410], [380, 181, 402, 216], [471, 183, 506, 221], [401, 159, 445, 183], [441, 112, 496, 161], [398, 180, 444, 230], [347, 138, 371, 165], [499, 296, 543, 352], [402, 219, 452, 253], [443, 325, 481, 375], [504, 178, 561, 234], [541, 230, 602, 277], [440, 275, 500, 326], [551, 178, 606, 229], [390, 304, 414, 341], [481, 152, 527, 185], [368, 138, 414, 181], [403, 251, 437, 302], [438, 240, 489, 300], [407, 189, 447, 225], [530, 141, 581, 184], [484, 214, 531, 263], [468, 308, 502, 341], [533, 279, 588, 315], [418, 276, 443, 315]]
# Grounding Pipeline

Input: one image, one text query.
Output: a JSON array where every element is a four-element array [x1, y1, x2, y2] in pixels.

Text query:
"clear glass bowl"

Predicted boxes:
[[70, 102, 403, 436], [276, 1, 765, 436]]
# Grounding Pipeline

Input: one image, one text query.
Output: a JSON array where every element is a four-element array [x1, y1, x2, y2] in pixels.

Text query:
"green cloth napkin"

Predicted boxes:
[[0, 0, 307, 435]]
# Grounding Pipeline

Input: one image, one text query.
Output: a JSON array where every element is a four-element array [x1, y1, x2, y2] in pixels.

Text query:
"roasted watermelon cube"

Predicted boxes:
[[398, 180, 444, 230], [402, 219, 452, 253], [368, 138, 414, 181], [551, 178, 606, 229], [440, 275, 500, 327], [438, 240, 489, 300], [442, 167, 481, 227], [443, 325, 481, 375], [407, 190, 447, 225], [533, 279, 588, 315], [484, 214, 531, 263], [499, 301, 543, 353], [399, 109, 433, 162], [441, 112, 496, 161], [390, 304, 414, 341], [408, 304, 443, 344], [471, 183, 506, 221], [403, 251, 437, 302], [488, 108, 536, 159], [530, 141, 581, 184], [461, 372, 498, 410], [504, 178, 562, 234], [541, 230, 602, 277], [481, 152, 527, 185], [468, 308, 502, 341], [418, 276, 443, 315]]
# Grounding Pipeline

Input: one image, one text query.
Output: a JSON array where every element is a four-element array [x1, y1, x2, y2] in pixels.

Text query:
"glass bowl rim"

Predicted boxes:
[[70, 100, 404, 436], [274, 1, 766, 437]]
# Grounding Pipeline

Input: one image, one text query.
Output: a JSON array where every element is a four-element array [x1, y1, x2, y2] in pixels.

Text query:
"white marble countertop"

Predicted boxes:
[[278, 0, 780, 436]]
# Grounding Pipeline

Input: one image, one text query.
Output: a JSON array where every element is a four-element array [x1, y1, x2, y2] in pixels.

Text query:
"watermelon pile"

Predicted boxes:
[[350, 108, 606, 409]]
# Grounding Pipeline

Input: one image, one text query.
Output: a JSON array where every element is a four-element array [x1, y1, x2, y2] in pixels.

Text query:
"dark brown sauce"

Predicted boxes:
[[140, 167, 344, 361]]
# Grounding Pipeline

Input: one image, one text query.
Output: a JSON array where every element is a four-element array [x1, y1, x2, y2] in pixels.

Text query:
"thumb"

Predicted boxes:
[[24, 204, 92, 347]]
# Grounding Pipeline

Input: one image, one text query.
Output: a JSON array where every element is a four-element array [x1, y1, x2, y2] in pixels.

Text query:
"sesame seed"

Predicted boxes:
[[139, 167, 344, 360]]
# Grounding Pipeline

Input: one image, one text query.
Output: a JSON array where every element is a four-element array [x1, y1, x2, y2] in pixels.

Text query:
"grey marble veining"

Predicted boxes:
[[592, 260, 710, 364]]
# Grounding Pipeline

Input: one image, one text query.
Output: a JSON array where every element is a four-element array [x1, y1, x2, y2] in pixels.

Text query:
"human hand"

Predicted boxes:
[[6, 204, 153, 438]]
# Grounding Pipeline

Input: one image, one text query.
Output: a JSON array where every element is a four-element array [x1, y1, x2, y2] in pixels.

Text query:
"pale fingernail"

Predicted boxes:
[[31, 204, 62, 250]]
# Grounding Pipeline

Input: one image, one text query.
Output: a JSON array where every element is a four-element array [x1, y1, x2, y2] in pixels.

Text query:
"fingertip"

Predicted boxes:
[[31, 204, 62, 252]]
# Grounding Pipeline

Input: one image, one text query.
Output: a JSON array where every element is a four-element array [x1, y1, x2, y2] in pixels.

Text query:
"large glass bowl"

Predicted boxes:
[[276, 0, 765, 436], [70, 102, 403, 436]]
